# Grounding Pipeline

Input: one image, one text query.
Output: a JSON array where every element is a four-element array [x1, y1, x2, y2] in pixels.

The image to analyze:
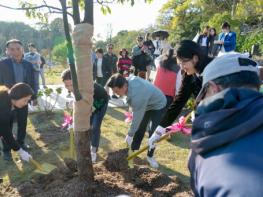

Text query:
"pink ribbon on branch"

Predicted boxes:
[[61, 113, 73, 129], [124, 111, 133, 123], [166, 116, 191, 135]]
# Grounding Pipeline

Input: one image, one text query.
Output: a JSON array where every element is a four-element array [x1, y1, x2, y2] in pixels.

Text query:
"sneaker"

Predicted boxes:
[[3, 151, 12, 161], [91, 152, 97, 163], [147, 156, 159, 169]]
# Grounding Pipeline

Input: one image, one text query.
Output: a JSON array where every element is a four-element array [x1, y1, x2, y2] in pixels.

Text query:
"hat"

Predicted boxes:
[[196, 53, 259, 102]]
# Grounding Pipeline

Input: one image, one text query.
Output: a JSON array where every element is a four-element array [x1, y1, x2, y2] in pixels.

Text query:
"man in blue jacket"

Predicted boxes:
[[190, 53, 263, 196], [215, 22, 236, 55], [0, 39, 37, 160]]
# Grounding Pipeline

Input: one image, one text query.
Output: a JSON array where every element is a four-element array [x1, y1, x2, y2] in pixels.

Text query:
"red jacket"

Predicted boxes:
[[117, 56, 132, 71]]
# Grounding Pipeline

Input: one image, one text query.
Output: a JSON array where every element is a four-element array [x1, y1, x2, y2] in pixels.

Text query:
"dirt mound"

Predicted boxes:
[[1, 158, 192, 197], [104, 148, 129, 171]]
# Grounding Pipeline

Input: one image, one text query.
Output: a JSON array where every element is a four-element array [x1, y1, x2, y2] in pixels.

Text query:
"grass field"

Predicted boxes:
[[0, 107, 191, 193], [44, 64, 67, 85]]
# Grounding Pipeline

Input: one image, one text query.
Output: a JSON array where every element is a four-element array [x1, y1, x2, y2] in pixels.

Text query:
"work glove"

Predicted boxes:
[[17, 148, 32, 162], [125, 135, 133, 147], [148, 126, 166, 150], [191, 111, 195, 122]]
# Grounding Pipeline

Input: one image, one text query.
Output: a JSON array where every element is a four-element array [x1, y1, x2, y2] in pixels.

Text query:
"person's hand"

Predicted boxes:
[[125, 135, 133, 146], [148, 126, 166, 150], [17, 148, 32, 162], [32, 99, 38, 106], [214, 40, 224, 45]]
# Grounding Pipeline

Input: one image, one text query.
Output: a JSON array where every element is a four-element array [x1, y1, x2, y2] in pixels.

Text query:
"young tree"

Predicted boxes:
[[0, 0, 153, 185]]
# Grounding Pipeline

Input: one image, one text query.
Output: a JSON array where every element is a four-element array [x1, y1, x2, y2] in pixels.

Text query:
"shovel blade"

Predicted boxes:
[[34, 162, 57, 175]]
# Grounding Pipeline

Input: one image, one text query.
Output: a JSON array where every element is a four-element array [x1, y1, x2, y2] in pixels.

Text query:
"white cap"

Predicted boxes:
[[202, 53, 258, 86], [196, 53, 259, 102]]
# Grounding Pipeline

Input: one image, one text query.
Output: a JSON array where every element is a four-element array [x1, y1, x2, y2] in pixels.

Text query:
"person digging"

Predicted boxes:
[[61, 69, 109, 163], [106, 73, 166, 169], [0, 83, 33, 162]]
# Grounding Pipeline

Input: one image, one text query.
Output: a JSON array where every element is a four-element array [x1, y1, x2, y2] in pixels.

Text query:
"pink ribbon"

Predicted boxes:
[[166, 116, 191, 135], [124, 111, 133, 123], [61, 113, 73, 129]]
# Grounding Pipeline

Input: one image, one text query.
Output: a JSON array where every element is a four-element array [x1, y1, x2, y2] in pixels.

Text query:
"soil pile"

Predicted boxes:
[[0, 154, 192, 197]]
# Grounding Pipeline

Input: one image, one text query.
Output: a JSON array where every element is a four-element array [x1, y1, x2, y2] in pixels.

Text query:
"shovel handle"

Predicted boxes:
[[127, 133, 170, 161], [126, 111, 193, 161], [29, 158, 43, 171]]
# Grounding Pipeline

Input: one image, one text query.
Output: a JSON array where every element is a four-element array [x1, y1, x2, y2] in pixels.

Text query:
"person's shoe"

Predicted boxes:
[[20, 144, 31, 151], [91, 152, 97, 163], [3, 151, 12, 161], [147, 156, 159, 169]]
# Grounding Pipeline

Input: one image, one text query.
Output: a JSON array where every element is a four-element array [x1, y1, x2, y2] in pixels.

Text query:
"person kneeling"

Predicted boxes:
[[106, 74, 166, 168], [0, 83, 33, 162]]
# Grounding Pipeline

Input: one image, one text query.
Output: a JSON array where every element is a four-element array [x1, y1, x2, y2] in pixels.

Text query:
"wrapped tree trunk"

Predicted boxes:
[[72, 23, 94, 182]]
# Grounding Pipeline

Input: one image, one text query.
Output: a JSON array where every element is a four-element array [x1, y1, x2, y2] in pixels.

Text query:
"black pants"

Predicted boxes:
[[131, 107, 165, 157], [2, 105, 28, 152]]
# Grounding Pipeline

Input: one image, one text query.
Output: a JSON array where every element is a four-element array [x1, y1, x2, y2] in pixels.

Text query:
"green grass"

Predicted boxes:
[[44, 64, 67, 85], [0, 107, 190, 189]]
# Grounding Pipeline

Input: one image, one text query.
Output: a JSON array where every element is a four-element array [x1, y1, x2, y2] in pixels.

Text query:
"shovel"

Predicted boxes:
[[127, 112, 193, 161], [69, 127, 76, 159], [30, 158, 57, 175], [127, 133, 170, 161]]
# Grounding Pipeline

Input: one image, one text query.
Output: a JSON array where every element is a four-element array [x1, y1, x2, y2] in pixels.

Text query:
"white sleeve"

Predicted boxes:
[[175, 69, 182, 95]]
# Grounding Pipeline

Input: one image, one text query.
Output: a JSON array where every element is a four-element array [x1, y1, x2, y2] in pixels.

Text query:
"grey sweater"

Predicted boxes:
[[127, 76, 166, 136]]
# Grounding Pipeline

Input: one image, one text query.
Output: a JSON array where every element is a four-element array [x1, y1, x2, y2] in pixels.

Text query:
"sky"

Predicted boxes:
[[0, 0, 168, 40]]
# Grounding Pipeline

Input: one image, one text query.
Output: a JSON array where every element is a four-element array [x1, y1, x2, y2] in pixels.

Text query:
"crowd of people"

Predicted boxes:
[[1, 21, 263, 196]]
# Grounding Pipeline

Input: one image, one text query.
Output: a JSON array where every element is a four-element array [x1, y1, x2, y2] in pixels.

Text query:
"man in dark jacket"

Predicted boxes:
[[190, 53, 263, 196], [104, 43, 118, 74], [93, 48, 112, 87], [0, 39, 37, 160]]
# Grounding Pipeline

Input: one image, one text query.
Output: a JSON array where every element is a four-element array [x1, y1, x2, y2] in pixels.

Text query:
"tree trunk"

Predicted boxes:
[[72, 23, 94, 182], [60, 0, 82, 100]]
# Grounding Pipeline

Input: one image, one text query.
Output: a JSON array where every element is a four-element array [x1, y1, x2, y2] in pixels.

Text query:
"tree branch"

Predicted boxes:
[[84, 0, 93, 24], [72, 0, 81, 24], [0, 3, 70, 12]]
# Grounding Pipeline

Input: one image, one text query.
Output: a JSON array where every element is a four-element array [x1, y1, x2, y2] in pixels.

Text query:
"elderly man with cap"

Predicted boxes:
[[189, 53, 263, 196]]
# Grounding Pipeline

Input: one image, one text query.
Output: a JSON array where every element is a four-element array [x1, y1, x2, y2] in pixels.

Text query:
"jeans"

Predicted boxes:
[[131, 107, 165, 157], [2, 105, 28, 152], [90, 101, 108, 151]]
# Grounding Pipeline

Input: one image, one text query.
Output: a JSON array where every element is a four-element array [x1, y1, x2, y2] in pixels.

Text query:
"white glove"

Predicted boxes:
[[17, 148, 32, 162], [125, 135, 133, 146], [148, 126, 166, 150], [191, 111, 195, 122]]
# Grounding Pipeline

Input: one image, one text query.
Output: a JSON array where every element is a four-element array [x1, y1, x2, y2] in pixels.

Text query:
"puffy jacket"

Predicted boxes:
[[189, 88, 263, 197]]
